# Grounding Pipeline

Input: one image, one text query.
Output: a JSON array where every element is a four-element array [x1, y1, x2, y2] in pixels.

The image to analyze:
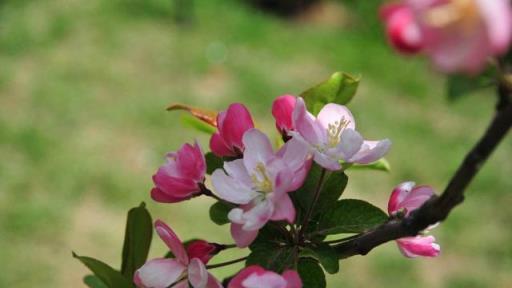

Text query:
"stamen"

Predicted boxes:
[[251, 163, 273, 193], [327, 117, 350, 148]]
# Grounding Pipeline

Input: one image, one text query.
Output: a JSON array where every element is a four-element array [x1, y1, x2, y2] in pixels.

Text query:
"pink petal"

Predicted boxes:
[[233, 199, 274, 231], [316, 103, 356, 131], [242, 129, 275, 173], [175, 141, 206, 182], [242, 271, 288, 288], [231, 223, 259, 248], [173, 280, 190, 288], [272, 95, 297, 133], [134, 258, 186, 288], [210, 132, 236, 157], [188, 258, 208, 288], [277, 137, 311, 175], [186, 240, 217, 264], [151, 187, 190, 203], [476, 0, 512, 53], [282, 270, 302, 288], [292, 98, 324, 145], [152, 170, 199, 197], [270, 193, 296, 223], [220, 103, 255, 151], [398, 185, 435, 215], [211, 169, 258, 204], [380, 3, 423, 53], [348, 139, 391, 164], [206, 273, 223, 288], [312, 151, 341, 171], [228, 266, 266, 288], [155, 220, 189, 265], [224, 159, 253, 188], [396, 235, 441, 258], [337, 129, 363, 160], [387, 181, 415, 214]]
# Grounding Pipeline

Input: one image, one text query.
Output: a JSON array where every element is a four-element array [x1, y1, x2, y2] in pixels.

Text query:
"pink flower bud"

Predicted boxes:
[[387, 181, 434, 216], [228, 266, 302, 288], [186, 240, 219, 264], [396, 236, 441, 258], [272, 95, 297, 138], [209, 103, 255, 157], [381, 3, 423, 54], [151, 141, 206, 203]]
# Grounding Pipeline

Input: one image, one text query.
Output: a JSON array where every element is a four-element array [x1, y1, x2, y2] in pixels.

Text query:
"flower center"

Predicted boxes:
[[251, 163, 273, 193], [424, 0, 481, 32], [327, 117, 350, 148]]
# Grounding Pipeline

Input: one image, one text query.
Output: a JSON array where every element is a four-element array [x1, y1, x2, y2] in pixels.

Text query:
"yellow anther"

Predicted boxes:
[[327, 117, 350, 148], [251, 163, 273, 193]]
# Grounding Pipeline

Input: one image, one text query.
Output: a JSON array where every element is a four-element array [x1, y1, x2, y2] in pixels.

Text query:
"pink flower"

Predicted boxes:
[[381, 0, 512, 74], [151, 141, 206, 203], [290, 97, 391, 171], [388, 181, 441, 258], [381, 3, 423, 53], [211, 129, 311, 247], [134, 220, 222, 288], [186, 240, 219, 264], [228, 266, 302, 288], [209, 103, 255, 157], [272, 95, 297, 138]]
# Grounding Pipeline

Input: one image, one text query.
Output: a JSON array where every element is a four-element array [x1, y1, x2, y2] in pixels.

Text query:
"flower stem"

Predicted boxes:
[[323, 234, 359, 244], [299, 168, 327, 243], [206, 256, 248, 270]]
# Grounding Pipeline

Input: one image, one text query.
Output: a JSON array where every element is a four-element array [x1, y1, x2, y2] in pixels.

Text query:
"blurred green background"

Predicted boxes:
[[0, 0, 511, 287]]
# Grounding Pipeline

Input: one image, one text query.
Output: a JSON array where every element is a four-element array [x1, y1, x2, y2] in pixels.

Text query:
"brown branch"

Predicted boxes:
[[333, 83, 512, 259]]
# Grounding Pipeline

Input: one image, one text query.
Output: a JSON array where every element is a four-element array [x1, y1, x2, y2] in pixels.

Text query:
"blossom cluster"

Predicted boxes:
[[135, 94, 440, 288]]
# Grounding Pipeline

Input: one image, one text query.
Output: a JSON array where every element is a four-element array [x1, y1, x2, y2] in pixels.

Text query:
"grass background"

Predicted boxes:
[[0, 0, 511, 287]]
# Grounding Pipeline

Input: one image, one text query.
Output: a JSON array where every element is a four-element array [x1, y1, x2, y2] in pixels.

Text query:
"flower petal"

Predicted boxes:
[[270, 193, 295, 223], [188, 258, 208, 288], [282, 270, 302, 288], [336, 129, 363, 160], [206, 273, 223, 288], [312, 151, 341, 171], [240, 199, 274, 231], [155, 220, 189, 265], [228, 266, 266, 288], [224, 159, 253, 188], [134, 258, 186, 288], [476, 0, 512, 53], [231, 223, 259, 248], [151, 187, 190, 203], [396, 235, 440, 258], [242, 270, 288, 288], [211, 169, 258, 204], [317, 103, 355, 131], [348, 139, 391, 164], [387, 181, 415, 214], [272, 95, 296, 133], [220, 103, 255, 150], [210, 132, 236, 157], [242, 129, 275, 173], [292, 98, 324, 145]]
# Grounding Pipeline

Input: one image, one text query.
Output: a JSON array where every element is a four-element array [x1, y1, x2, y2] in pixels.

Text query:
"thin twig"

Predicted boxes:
[[299, 168, 327, 243], [333, 83, 512, 259], [206, 256, 248, 270]]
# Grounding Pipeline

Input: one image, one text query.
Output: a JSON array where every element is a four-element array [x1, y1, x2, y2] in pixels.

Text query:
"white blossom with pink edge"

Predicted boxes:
[[290, 97, 391, 171], [388, 181, 441, 258], [211, 128, 311, 248], [133, 220, 222, 288], [228, 265, 302, 288], [382, 0, 512, 74]]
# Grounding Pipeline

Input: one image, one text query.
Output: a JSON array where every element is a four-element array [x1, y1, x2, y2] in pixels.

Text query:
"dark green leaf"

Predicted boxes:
[[298, 258, 326, 288], [84, 275, 108, 288], [316, 199, 388, 235], [205, 152, 223, 174], [247, 242, 296, 273], [348, 158, 391, 172], [121, 202, 153, 279], [209, 201, 234, 225], [301, 72, 360, 115], [73, 252, 133, 288], [302, 243, 339, 274], [446, 72, 494, 101], [292, 164, 348, 225]]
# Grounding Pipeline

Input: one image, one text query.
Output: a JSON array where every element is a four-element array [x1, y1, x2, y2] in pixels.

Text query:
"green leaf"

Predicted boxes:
[[297, 258, 326, 288], [247, 242, 296, 273], [121, 202, 153, 279], [209, 201, 234, 225], [300, 72, 360, 115], [247, 225, 295, 272], [446, 72, 494, 101], [302, 243, 339, 274], [73, 252, 133, 288], [292, 164, 348, 224], [205, 152, 223, 174], [180, 114, 217, 135], [316, 199, 388, 236], [84, 275, 108, 288], [349, 158, 391, 172]]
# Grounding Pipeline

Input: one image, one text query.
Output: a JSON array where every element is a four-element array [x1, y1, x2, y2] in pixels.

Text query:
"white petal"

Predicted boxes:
[[317, 103, 355, 130], [336, 129, 363, 160], [348, 139, 391, 164], [211, 169, 258, 204], [135, 258, 186, 288], [242, 129, 275, 172]]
